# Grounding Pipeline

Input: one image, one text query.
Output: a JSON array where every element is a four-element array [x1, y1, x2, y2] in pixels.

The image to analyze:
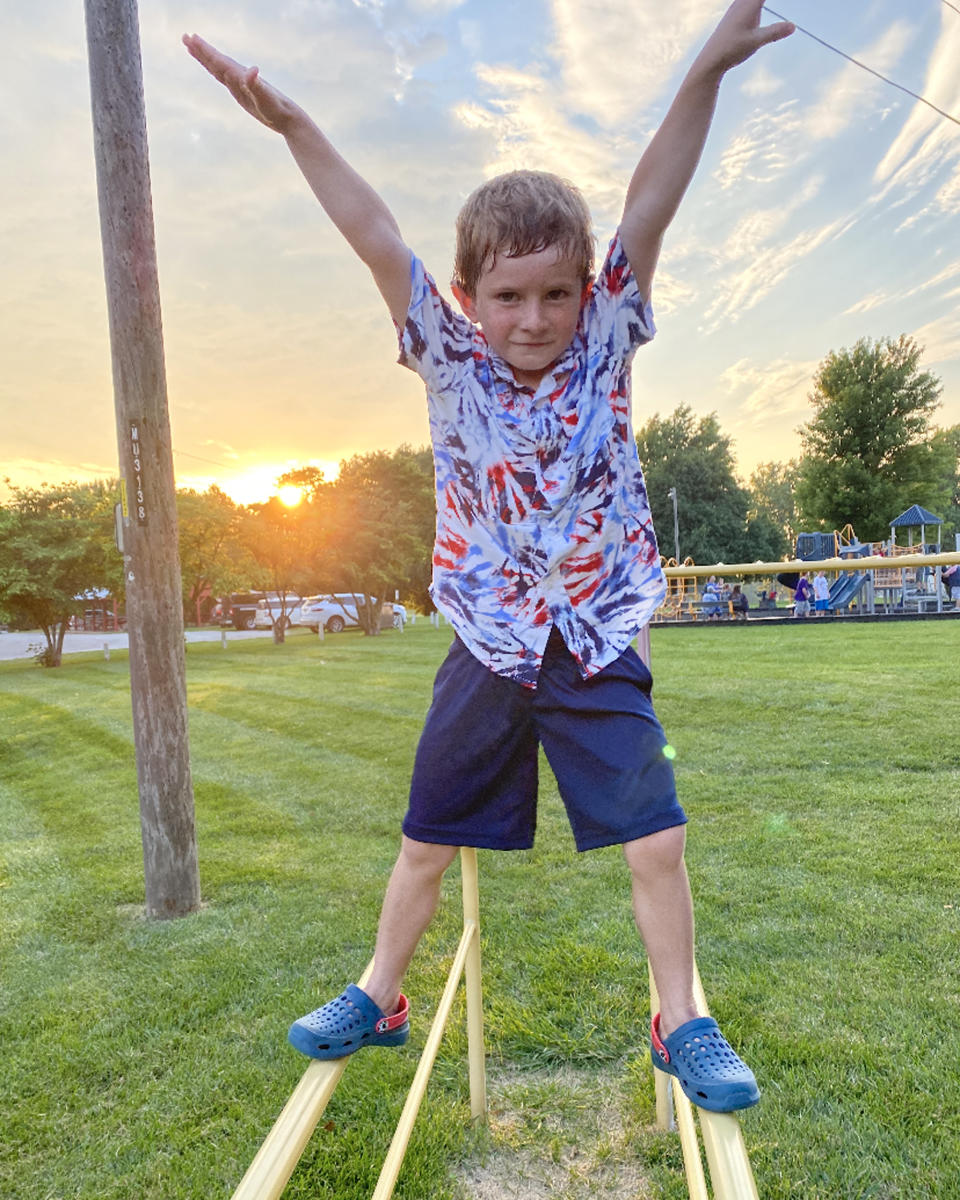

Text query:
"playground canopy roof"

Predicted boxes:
[[890, 505, 942, 527]]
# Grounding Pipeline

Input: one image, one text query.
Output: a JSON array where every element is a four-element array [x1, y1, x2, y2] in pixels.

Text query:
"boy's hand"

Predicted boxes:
[[182, 35, 304, 135], [697, 0, 794, 78]]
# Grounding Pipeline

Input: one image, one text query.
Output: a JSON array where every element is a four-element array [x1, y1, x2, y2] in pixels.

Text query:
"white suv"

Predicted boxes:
[[299, 594, 406, 633], [254, 594, 303, 630]]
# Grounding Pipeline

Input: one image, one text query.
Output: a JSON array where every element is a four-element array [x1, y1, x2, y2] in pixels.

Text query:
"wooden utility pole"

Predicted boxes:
[[85, 0, 200, 918]]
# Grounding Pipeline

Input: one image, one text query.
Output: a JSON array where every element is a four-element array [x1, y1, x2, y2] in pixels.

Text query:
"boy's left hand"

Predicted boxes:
[[699, 0, 795, 76]]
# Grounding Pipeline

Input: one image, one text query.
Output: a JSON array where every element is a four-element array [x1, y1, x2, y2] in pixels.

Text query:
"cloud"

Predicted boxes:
[[720, 355, 817, 421], [548, 0, 718, 128], [843, 258, 960, 316], [740, 64, 782, 99], [713, 101, 801, 190], [843, 291, 889, 317], [703, 213, 849, 332], [872, 13, 960, 215], [911, 312, 960, 366], [696, 175, 855, 330], [804, 20, 916, 142], [714, 21, 915, 194], [454, 63, 631, 229], [408, 0, 466, 11]]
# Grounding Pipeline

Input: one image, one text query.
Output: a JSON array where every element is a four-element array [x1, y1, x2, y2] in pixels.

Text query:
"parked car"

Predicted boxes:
[[299, 594, 405, 633], [218, 591, 265, 630], [254, 594, 304, 630]]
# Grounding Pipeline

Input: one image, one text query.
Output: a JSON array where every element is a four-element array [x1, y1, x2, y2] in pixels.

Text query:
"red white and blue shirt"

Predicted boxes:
[[398, 231, 666, 688]]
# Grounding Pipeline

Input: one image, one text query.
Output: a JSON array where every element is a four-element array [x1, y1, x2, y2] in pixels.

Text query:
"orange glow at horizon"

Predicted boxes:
[[199, 460, 341, 507]]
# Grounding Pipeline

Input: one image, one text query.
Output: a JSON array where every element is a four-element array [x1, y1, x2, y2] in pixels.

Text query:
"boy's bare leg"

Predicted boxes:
[[623, 826, 699, 1037], [362, 835, 460, 1015]]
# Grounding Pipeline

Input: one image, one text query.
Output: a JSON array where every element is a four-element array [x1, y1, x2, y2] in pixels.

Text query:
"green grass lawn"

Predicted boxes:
[[1, 620, 958, 1199]]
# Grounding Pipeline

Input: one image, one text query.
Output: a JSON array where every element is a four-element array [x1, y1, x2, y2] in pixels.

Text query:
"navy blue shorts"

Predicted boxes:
[[404, 628, 685, 852]]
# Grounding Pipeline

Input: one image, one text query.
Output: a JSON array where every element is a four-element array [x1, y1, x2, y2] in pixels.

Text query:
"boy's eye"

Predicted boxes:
[[496, 291, 519, 302], [546, 289, 570, 301]]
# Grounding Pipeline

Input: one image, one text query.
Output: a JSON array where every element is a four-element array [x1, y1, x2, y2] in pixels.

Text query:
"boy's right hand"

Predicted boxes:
[[182, 35, 303, 136]]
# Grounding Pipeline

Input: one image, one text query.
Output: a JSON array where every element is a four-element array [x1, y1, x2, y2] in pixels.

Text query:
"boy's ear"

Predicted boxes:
[[581, 274, 595, 303], [451, 283, 478, 322]]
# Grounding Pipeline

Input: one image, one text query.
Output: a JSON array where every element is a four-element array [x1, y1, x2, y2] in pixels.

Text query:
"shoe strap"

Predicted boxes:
[[650, 1012, 670, 1065], [375, 992, 409, 1034]]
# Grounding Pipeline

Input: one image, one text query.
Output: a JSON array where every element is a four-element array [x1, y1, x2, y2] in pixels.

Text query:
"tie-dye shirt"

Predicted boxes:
[[398, 231, 666, 688]]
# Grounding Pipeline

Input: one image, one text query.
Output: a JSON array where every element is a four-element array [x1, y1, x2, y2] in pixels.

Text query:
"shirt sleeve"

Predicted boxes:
[[582, 230, 656, 363], [396, 253, 477, 396]]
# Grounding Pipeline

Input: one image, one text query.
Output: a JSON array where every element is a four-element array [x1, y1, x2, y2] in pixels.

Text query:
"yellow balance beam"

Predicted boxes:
[[231, 848, 486, 1200], [649, 963, 759, 1200], [230, 960, 376, 1200]]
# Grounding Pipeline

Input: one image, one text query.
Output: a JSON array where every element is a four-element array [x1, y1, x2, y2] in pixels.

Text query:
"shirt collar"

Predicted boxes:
[[479, 332, 579, 401]]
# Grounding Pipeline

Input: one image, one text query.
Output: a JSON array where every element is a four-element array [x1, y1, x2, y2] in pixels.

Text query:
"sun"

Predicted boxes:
[[206, 460, 341, 506], [276, 484, 304, 508]]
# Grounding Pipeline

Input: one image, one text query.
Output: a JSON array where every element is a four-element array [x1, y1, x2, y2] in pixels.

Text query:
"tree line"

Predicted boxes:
[[640, 335, 958, 562], [2, 335, 957, 665]]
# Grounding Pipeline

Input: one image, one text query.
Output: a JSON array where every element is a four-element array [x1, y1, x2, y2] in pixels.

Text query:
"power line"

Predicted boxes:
[[172, 447, 233, 470], [763, 6, 960, 128], [941, 1, 960, 16]]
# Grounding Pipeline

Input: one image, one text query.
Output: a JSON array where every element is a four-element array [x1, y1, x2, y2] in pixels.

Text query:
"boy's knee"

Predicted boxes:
[[399, 835, 459, 878], [622, 824, 687, 875]]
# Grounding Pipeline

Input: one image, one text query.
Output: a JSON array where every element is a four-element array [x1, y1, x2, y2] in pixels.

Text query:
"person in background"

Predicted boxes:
[[794, 573, 812, 619], [730, 585, 749, 620], [813, 570, 830, 616]]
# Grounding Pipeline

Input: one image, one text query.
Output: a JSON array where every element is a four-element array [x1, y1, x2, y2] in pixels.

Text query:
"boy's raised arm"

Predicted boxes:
[[619, 0, 794, 303], [183, 35, 412, 326]]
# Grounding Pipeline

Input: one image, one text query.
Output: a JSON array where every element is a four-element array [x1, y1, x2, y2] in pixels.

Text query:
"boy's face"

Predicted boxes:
[[453, 246, 587, 389]]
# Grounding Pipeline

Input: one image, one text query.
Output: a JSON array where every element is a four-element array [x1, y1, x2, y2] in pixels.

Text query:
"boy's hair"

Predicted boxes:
[[453, 170, 594, 296]]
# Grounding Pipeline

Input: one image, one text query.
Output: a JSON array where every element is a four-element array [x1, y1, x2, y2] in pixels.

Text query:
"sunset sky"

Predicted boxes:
[[4, 0, 960, 505]]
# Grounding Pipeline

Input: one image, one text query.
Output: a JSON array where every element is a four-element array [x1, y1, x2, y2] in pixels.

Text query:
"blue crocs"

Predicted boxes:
[[288, 984, 410, 1060], [650, 1013, 760, 1113]]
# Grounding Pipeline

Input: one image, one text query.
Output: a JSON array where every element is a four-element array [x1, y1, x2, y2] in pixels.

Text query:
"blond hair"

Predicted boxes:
[[453, 170, 594, 296]]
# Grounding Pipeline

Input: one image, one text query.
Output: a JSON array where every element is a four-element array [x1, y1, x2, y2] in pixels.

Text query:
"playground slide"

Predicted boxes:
[[828, 572, 866, 611]]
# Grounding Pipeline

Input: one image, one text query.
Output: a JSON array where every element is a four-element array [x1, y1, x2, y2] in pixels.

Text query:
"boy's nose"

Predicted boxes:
[[519, 300, 548, 332]]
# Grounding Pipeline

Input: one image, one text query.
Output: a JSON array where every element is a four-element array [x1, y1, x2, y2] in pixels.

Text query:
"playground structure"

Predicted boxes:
[[230, 851, 762, 1196], [656, 521, 960, 621], [659, 557, 702, 620]]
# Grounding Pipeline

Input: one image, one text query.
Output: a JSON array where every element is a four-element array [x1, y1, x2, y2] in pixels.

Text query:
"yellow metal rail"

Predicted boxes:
[[661, 551, 960, 578]]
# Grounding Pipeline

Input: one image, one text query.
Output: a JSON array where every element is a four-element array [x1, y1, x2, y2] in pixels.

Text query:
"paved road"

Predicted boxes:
[[0, 628, 274, 662]]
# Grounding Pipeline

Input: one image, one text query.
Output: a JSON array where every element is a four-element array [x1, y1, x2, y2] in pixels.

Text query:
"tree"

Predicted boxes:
[[316, 446, 435, 633], [237, 495, 318, 642], [794, 336, 945, 542], [0, 480, 121, 665], [928, 424, 960, 544], [276, 464, 327, 502], [636, 406, 787, 565], [175, 485, 248, 624], [748, 460, 800, 550]]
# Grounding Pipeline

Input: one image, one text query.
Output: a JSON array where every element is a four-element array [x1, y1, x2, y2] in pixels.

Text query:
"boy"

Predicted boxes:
[[794, 572, 812, 618], [813, 570, 831, 614], [185, 0, 794, 1113]]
